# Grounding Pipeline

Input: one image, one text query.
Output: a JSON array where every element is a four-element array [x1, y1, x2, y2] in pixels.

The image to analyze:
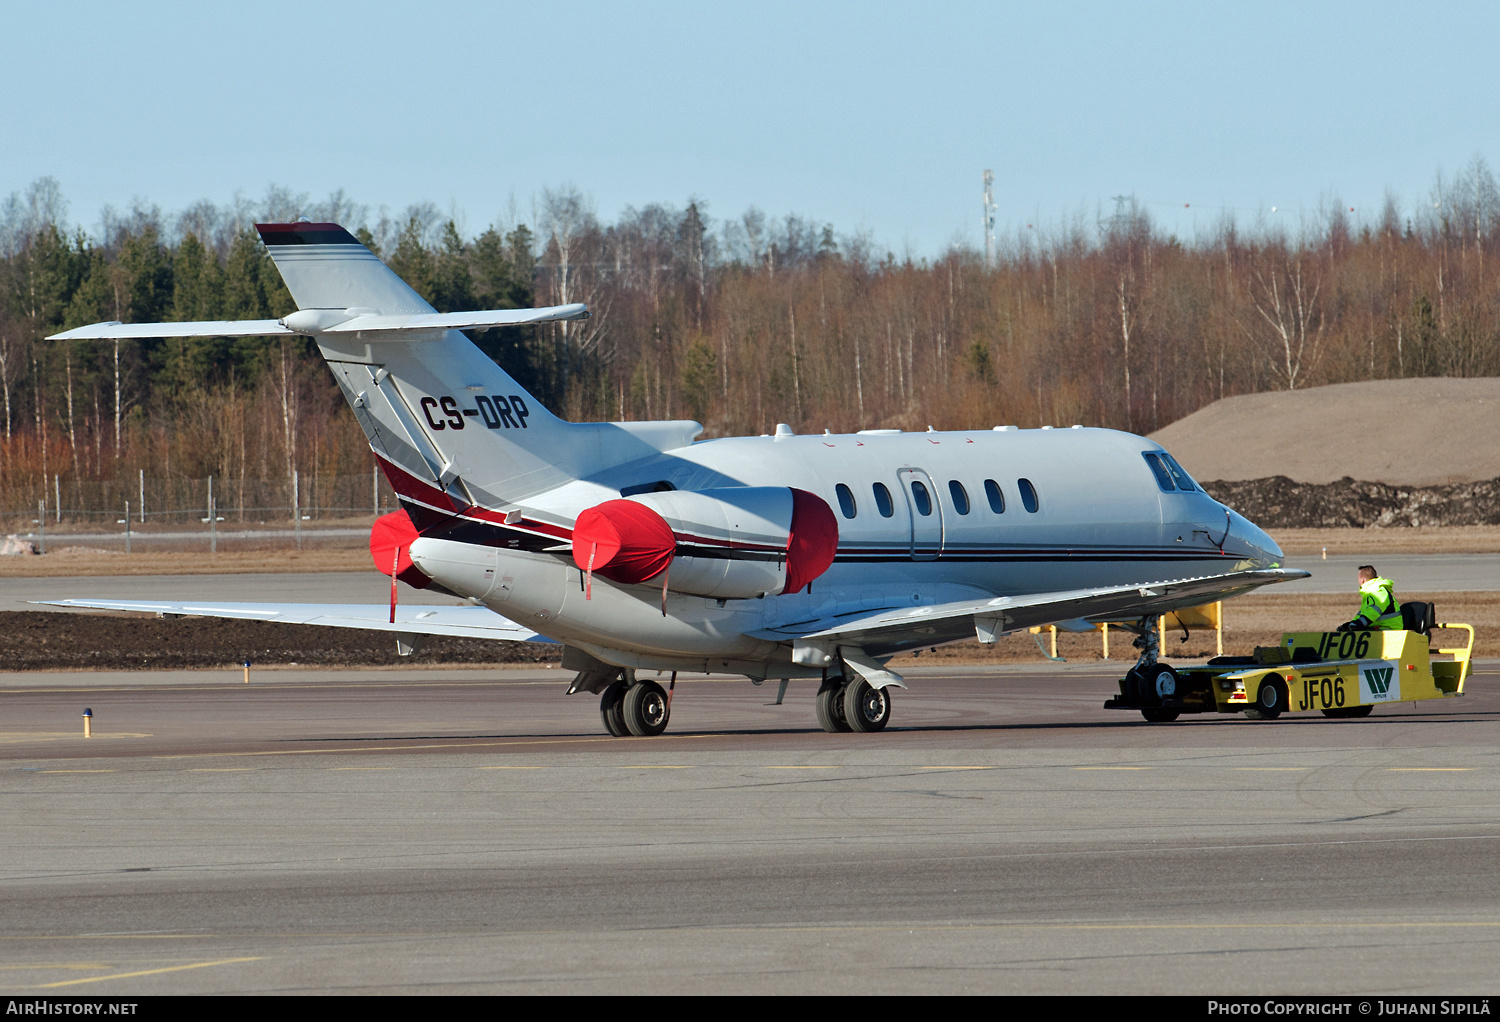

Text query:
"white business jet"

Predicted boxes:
[[49, 221, 1305, 737]]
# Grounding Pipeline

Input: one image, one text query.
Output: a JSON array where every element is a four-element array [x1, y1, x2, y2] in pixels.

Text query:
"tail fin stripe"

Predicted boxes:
[[256, 222, 361, 246]]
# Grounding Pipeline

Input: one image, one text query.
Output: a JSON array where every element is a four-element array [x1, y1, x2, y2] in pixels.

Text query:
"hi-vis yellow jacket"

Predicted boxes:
[[1354, 576, 1403, 630]]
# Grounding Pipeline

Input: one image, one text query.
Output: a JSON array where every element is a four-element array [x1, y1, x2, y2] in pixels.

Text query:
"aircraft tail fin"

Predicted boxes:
[[256, 222, 434, 313], [52, 223, 702, 530]]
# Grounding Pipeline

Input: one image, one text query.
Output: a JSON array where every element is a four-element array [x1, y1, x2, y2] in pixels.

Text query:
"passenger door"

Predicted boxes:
[[897, 468, 944, 560]]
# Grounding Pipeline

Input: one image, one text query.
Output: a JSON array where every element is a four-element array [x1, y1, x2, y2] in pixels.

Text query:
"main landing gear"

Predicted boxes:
[[815, 674, 892, 733], [599, 676, 671, 737]]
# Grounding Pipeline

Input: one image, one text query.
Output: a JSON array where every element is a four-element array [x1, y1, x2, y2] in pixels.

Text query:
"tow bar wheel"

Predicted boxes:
[[1244, 676, 1287, 720]]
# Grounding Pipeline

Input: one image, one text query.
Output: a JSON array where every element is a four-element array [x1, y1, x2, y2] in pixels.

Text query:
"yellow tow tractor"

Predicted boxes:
[[1104, 606, 1474, 723]]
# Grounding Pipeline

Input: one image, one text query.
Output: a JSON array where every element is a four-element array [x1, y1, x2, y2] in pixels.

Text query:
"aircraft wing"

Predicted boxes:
[[753, 567, 1310, 661], [34, 600, 555, 643]]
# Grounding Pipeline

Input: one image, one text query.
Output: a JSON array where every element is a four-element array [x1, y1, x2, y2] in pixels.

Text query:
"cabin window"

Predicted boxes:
[[910, 480, 933, 516], [984, 479, 1005, 513], [1142, 453, 1176, 492], [948, 480, 970, 515], [872, 482, 895, 517], [835, 483, 857, 519], [1018, 478, 1039, 513], [1161, 453, 1199, 491]]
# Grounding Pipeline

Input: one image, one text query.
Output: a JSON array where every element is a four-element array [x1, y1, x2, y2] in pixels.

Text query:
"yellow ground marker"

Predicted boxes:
[[765, 765, 840, 769], [1074, 766, 1152, 771], [921, 766, 994, 771], [620, 765, 694, 769], [477, 765, 547, 769], [37, 956, 265, 988]]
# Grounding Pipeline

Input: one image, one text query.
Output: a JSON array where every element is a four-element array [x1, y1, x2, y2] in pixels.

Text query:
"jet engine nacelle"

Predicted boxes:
[[572, 487, 838, 600]]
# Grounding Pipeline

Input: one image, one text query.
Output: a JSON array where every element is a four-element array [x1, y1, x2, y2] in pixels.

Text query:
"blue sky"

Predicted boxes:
[[5, 1, 1498, 253]]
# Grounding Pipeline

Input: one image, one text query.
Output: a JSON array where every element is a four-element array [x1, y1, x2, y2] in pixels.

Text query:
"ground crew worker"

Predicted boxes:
[[1338, 565, 1403, 631]]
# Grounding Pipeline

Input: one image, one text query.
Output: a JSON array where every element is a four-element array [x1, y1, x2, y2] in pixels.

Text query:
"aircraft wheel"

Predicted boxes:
[[1244, 677, 1287, 720], [844, 678, 892, 733], [599, 680, 628, 737], [815, 678, 851, 733], [622, 680, 670, 737], [1322, 705, 1374, 718], [1140, 708, 1180, 723]]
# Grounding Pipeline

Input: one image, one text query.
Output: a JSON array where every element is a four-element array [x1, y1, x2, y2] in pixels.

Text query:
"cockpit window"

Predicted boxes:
[[1160, 453, 1199, 491], [1142, 452, 1176, 491]]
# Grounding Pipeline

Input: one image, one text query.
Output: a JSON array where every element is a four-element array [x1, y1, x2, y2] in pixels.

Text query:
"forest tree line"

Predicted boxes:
[[2, 160, 1499, 519]]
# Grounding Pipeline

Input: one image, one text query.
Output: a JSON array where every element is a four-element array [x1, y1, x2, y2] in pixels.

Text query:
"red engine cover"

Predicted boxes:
[[370, 509, 431, 589], [571, 499, 676, 584], [783, 488, 839, 593]]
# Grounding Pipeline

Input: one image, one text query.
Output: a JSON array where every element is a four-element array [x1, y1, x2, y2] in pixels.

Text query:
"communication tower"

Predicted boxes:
[[982, 170, 997, 269]]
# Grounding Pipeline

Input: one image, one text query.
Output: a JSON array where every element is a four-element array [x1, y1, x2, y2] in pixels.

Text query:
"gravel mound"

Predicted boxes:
[[1151, 377, 1500, 486], [1204, 476, 1500, 528]]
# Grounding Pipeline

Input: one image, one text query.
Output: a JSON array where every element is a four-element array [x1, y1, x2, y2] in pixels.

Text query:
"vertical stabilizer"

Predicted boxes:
[[258, 222, 432, 313], [253, 223, 701, 523]]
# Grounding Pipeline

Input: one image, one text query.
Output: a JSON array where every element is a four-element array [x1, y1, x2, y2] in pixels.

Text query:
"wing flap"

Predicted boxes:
[[34, 600, 555, 643]]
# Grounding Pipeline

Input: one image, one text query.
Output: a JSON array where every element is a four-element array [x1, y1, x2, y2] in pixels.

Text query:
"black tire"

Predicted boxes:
[[1141, 708, 1180, 723], [1245, 676, 1286, 720], [1123, 667, 1155, 706], [1145, 665, 1179, 702], [815, 678, 851, 733], [599, 680, 628, 737], [622, 680, 670, 737], [843, 678, 892, 733], [1322, 704, 1374, 719]]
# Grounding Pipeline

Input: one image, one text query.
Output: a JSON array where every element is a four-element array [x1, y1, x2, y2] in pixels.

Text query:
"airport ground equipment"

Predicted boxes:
[[1104, 618, 1474, 723]]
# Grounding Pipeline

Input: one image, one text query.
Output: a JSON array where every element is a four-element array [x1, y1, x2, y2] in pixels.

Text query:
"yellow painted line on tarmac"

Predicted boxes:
[[39, 769, 115, 774], [477, 765, 547, 769], [35, 956, 264, 988], [330, 766, 394, 771], [1234, 767, 1308, 771], [1074, 767, 1151, 771], [1388, 768, 1473, 772], [921, 766, 993, 771], [620, 765, 694, 769], [766, 765, 840, 769], [187, 768, 253, 772]]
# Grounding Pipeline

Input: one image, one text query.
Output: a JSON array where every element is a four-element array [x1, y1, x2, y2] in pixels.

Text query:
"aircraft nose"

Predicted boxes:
[[1221, 507, 1283, 568]]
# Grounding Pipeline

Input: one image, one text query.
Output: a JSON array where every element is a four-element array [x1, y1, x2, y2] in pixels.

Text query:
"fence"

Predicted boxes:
[[3, 469, 400, 532]]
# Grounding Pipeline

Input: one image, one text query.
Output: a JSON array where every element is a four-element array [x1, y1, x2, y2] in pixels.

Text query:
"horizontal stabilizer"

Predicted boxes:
[[35, 599, 556, 643], [48, 304, 589, 342], [49, 319, 291, 341]]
